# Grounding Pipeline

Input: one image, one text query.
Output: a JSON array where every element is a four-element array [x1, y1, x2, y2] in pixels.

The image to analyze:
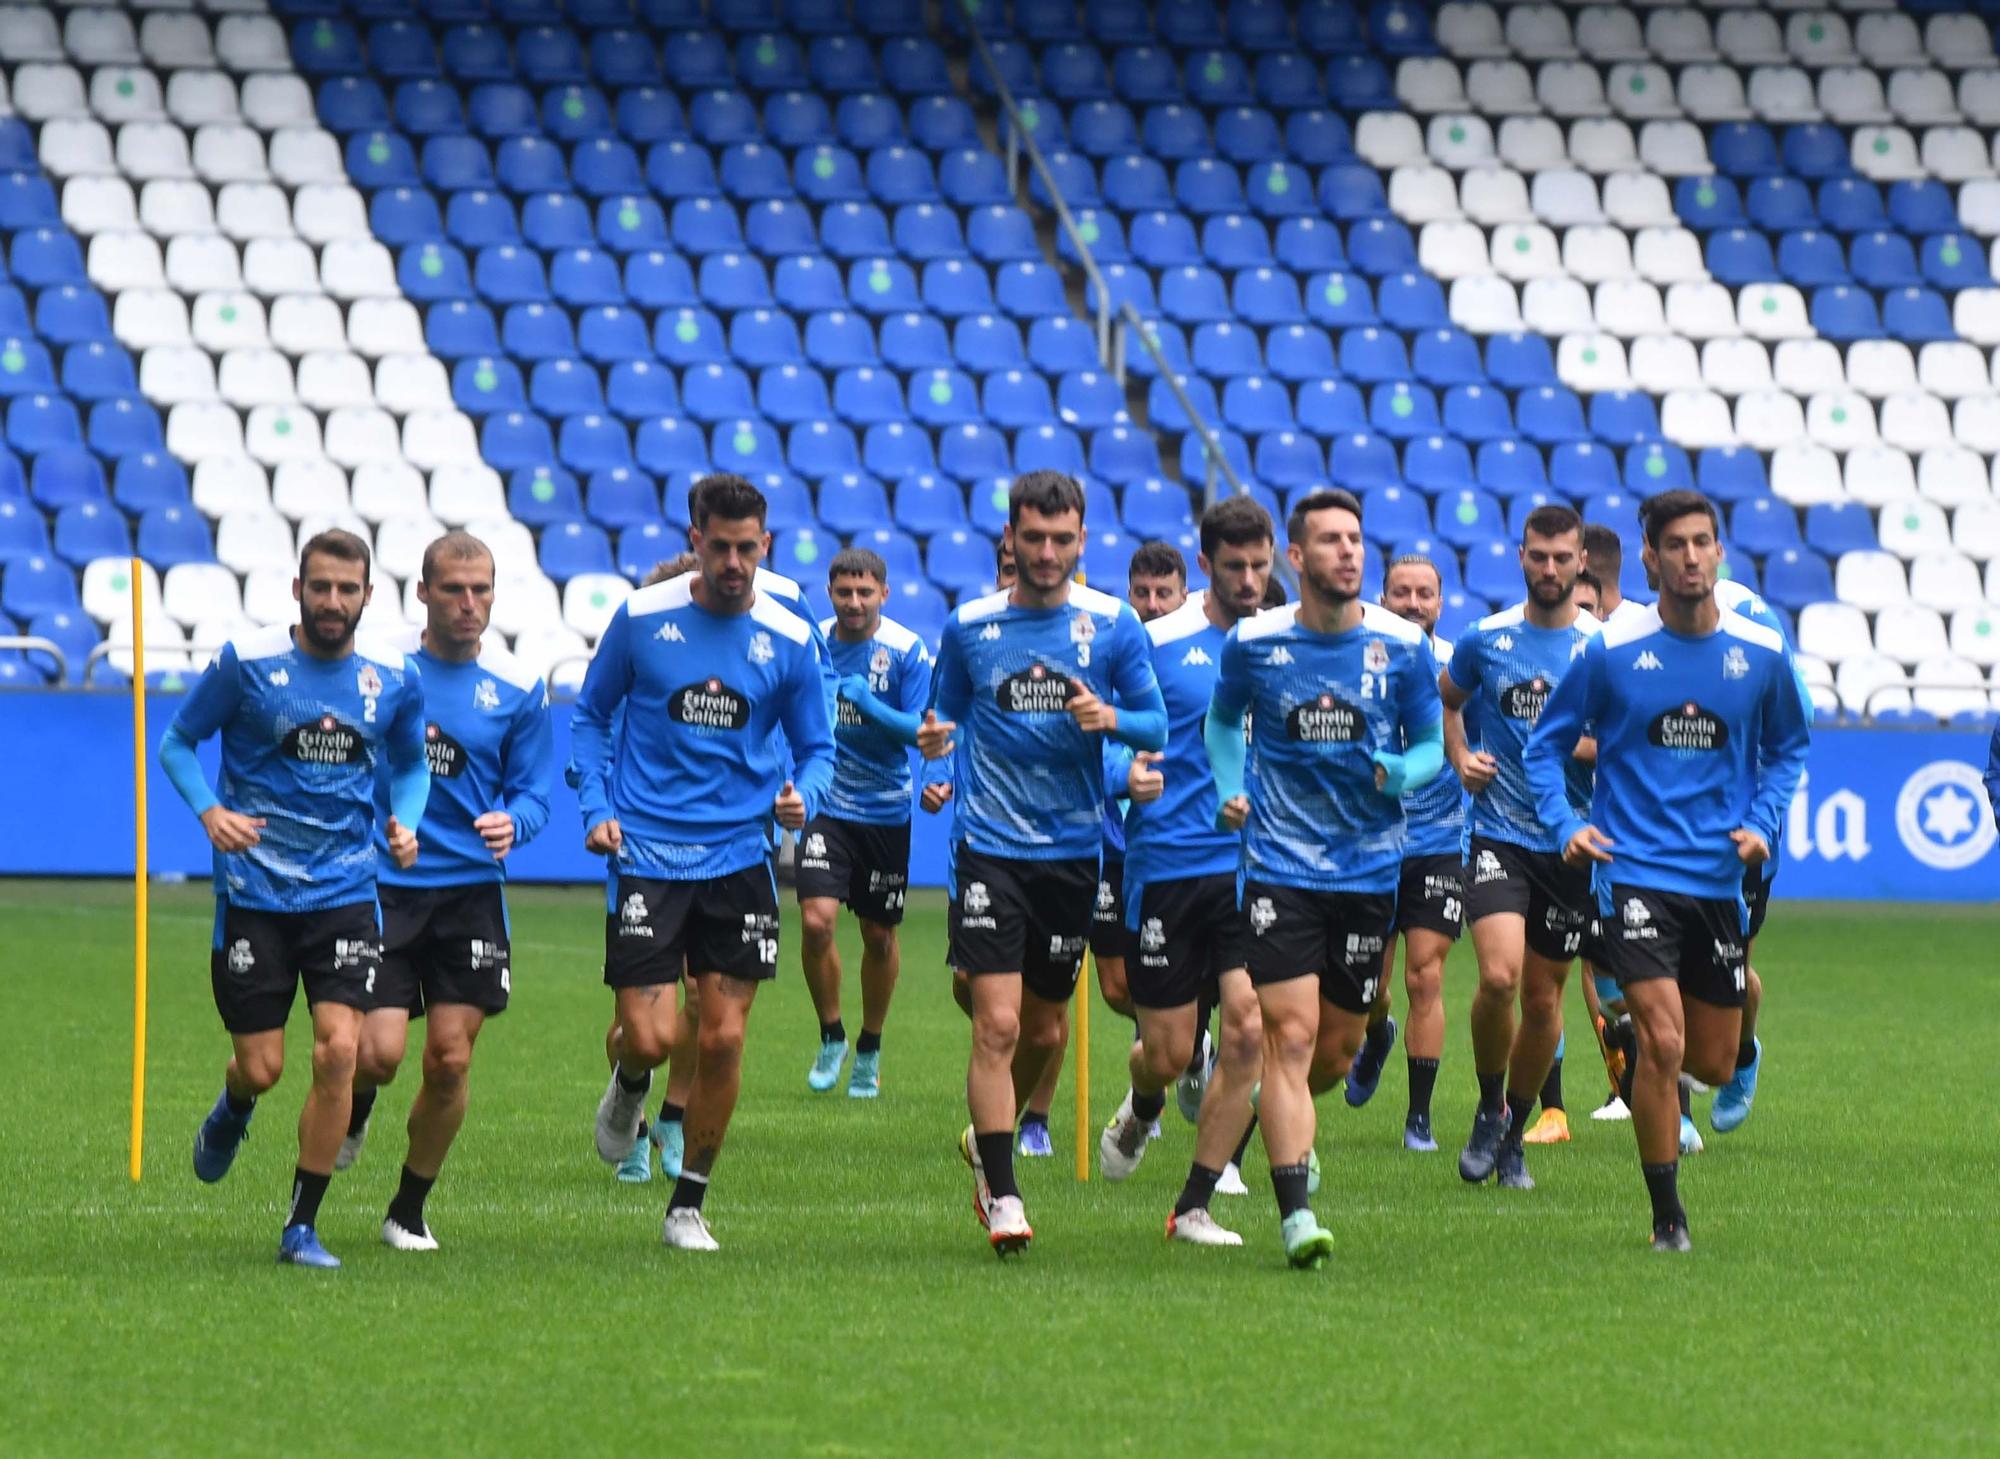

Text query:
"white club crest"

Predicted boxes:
[[964, 881, 991, 914], [1070, 612, 1097, 644], [870, 646, 891, 675], [1363, 639, 1388, 673], [1622, 898, 1651, 929], [473, 677, 500, 711], [1249, 897, 1276, 934], [357, 663, 382, 698], [748, 631, 775, 666], [1139, 917, 1165, 953], [227, 938, 254, 973], [621, 892, 648, 925], [1722, 646, 1748, 680]]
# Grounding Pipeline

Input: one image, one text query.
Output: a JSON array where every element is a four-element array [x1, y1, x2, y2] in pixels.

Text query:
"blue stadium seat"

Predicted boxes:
[[87, 398, 162, 459], [1433, 488, 1503, 550], [1028, 316, 1101, 375], [1338, 326, 1409, 383], [1404, 434, 1473, 495], [0, 173, 59, 230], [849, 258, 921, 314], [112, 452, 189, 513], [1190, 321, 1262, 379], [1226, 376, 1297, 433], [1147, 373, 1220, 434], [1285, 107, 1354, 167], [994, 261, 1068, 320], [373, 186, 446, 246], [903, 95, 974, 153], [523, 194, 596, 251], [1889, 180, 1959, 237], [503, 302, 579, 361], [1346, 218, 1417, 274], [649, 142, 721, 202], [1263, 323, 1334, 384], [1015, 423, 1089, 477], [294, 17, 366, 75], [1053, 370, 1122, 431], [921, 259, 994, 318], [883, 37, 953, 95], [1257, 54, 1326, 110], [1296, 377, 1365, 435], [1550, 442, 1619, 499], [2, 556, 79, 619], [1120, 478, 1197, 536], [1379, 271, 1448, 331], [940, 422, 1013, 483], [1113, 45, 1183, 105], [12, 399, 85, 458], [573, 139, 645, 198], [317, 76, 390, 133], [683, 362, 757, 421], [422, 134, 494, 190], [1776, 229, 1848, 287], [818, 202, 892, 260], [518, 24, 587, 84], [1160, 0, 1225, 47], [865, 422, 936, 482], [1083, 527, 1138, 583], [1852, 230, 1920, 290], [1360, 484, 1429, 543], [1922, 233, 1990, 290], [834, 365, 907, 425], [1325, 54, 1394, 109], [343, 130, 418, 190], [1514, 385, 1587, 446], [766, 368, 837, 428], [817, 471, 891, 534], [61, 342, 137, 402], [635, 418, 708, 476], [441, 23, 513, 81], [912, 368, 983, 427], [892, 471, 965, 533], [1694, 446, 1766, 504], [1810, 285, 1883, 340], [621, 251, 694, 310], [851, 527, 923, 582], [509, 465, 584, 526], [698, 252, 774, 311], [1476, 439, 1548, 498], [1187, 49, 1254, 109], [481, 410, 557, 470], [806, 310, 880, 369], [614, 520, 675, 580], [453, 354, 525, 413], [0, 339, 56, 396], [731, 309, 805, 369], [1707, 228, 1778, 286], [775, 258, 846, 317], [963, 205, 1040, 265], [1233, 267, 1304, 325], [52, 502, 129, 568], [878, 311, 951, 372], [543, 520, 618, 581], [1123, 318, 1189, 378], [1159, 264, 1231, 324], [1731, 497, 1801, 557], [1746, 177, 1816, 233], [1328, 429, 1400, 491], [1370, 382, 1437, 439], [1587, 390, 1660, 446], [531, 358, 606, 417], [1802, 501, 1876, 558], [1711, 122, 1780, 179], [868, 147, 940, 205], [1070, 100, 1138, 158], [1175, 158, 1245, 216], [592, 195, 666, 254], [1817, 177, 1886, 234], [1673, 175, 1743, 231], [398, 242, 473, 302], [1883, 286, 1954, 342], [613, 87, 685, 145], [34, 286, 111, 344], [1782, 124, 1847, 180], [0, 499, 47, 561], [1249, 429, 1321, 490], [1760, 546, 1835, 612], [1086, 425, 1159, 485], [1625, 441, 1692, 493], [713, 418, 785, 473], [545, 86, 615, 144], [925, 529, 995, 594], [835, 95, 904, 152]]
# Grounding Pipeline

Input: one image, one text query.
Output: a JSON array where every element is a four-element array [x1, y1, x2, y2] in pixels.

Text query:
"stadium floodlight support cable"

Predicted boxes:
[[956, 0, 1126, 382], [128, 558, 149, 1182]]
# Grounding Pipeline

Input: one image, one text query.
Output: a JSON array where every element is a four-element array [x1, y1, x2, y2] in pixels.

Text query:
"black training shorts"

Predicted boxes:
[[1597, 884, 1749, 1010], [1089, 856, 1128, 960], [1743, 862, 1773, 942], [949, 846, 1097, 1003], [603, 866, 780, 988], [1127, 873, 1246, 1011], [795, 814, 911, 926], [1465, 835, 1590, 961], [1395, 853, 1465, 939], [210, 897, 382, 1035], [371, 882, 512, 1018], [1241, 880, 1397, 1014]]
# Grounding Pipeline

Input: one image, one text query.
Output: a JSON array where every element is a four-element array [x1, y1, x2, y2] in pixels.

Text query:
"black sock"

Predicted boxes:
[[820, 1019, 846, 1045], [974, 1131, 1018, 1201], [387, 1164, 434, 1232], [1406, 1057, 1439, 1120], [667, 1170, 708, 1212], [1540, 1058, 1565, 1114], [1174, 1162, 1222, 1217], [224, 1086, 255, 1117], [1231, 1116, 1257, 1169], [1503, 1089, 1536, 1146], [1678, 1081, 1693, 1120], [1019, 1108, 1048, 1132], [659, 1099, 683, 1125], [616, 1065, 650, 1094], [1131, 1089, 1167, 1124], [1270, 1161, 1311, 1219], [288, 1167, 330, 1230], [1642, 1159, 1684, 1232], [1736, 1038, 1757, 1071], [346, 1087, 377, 1138], [1477, 1071, 1505, 1115], [1364, 1017, 1394, 1053], [856, 1029, 881, 1056]]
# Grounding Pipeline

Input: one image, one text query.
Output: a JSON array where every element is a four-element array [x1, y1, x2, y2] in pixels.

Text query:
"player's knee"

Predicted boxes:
[[313, 1031, 359, 1086], [972, 1004, 1022, 1057], [356, 1044, 403, 1087], [858, 922, 896, 959], [621, 1019, 670, 1069], [1634, 1018, 1684, 1072], [1476, 961, 1521, 999], [423, 1039, 473, 1091], [799, 901, 838, 946], [236, 1049, 284, 1093], [1218, 1007, 1262, 1073], [1136, 1032, 1191, 1086], [1519, 977, 1562, 1023], [1405, 958, 1444, 1007], [695, 1020, 744, 1073], [1264, 1014, 1315, 1068]]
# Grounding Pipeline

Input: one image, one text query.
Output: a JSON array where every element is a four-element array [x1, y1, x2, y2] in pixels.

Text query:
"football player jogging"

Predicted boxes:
[[1525, 491, 1809, 1251], [1345, 554, 1462, 1154], [920, 471, 1167, 1256], [571, 475, 835, 1251], [1205, 490, 1445, 1269], [1441, 504, 1600, 1190], [163, 530, 429, 1269], [797, 547, 932, 1098], [334, 532, 553, 1250], [1097, 498, 1276, 1248]]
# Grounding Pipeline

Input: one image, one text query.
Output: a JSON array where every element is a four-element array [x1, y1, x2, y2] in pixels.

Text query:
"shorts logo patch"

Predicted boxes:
[[739, 910, 780, 944], [226, 938, 254, 974], [1344, 932, 1384, 958], [1048, 934, 1085, 961], [332, 937, 378, 970], [1421, 873, 1462, 900], [1722, 646, 1749, 681], [1139, 917, 1165, 953], [1095, 879, 1116, 913], [1248, 896, 1277, 935], [469, 938, 506, 971], [423, 722, 467, 779], [1712, 938, 1744, 964], [1648, 702, 1728, 752], [1474, 849, 1505, 884], [283, 715, 364, 765], [620, 891, 653, 938], [473, 676, 500, 712], [1499, 676, 1551, 720], [1286, 692, 1364, 743], [963, 881, 991, 914], [748, 631, 775, 666], [997, 662, 1073, 714], [1620, 898, 1658, 941], [801, 832, 827, 867], [669, 679, 751, 731]]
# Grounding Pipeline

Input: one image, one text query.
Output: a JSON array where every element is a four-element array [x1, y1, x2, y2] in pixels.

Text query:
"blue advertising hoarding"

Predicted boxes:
[[0, 692, 1993, 901]]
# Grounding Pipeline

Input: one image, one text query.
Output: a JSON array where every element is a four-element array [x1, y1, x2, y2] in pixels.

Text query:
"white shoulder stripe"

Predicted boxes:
[[873, 614, 924, 654], [750, 591, 812, 644], [1237, 604, 1298, 641], [1475, 603, 1527, 632], [1601, 604, 1665, 650], [627, 575, 693, 616], [476, 641, 543, 693], [1146, 593, 1210, 647], [755, 567, 805, 602], [954, 588, 1012, 624], [1718, 607, 1783, 656], [1360, 600, 1425, 644], [232, 624, 296, 661], [1068, 581, 1123, 617]]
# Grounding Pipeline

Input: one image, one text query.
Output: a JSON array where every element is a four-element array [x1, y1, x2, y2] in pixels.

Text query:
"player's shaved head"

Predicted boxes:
[[420, 530, 493, 585], [299, 528, 370, 586]]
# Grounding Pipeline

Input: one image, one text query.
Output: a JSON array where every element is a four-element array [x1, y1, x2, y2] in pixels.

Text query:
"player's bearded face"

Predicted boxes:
[[1205, 540, 1273, 622], [695, 516, 767, 605], [1006, 508, 1082, 592], [1652, 515, 1723, 602], [830, 571, 883, 634], [1291, 509, 1363, 604], [1381, 565, 1441, 632], [295, 555, 370, 651], [1521, 531, 1580, 607]]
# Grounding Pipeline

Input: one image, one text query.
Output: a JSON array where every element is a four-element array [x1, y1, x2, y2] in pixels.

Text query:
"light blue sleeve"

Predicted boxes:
[[1525, 636, 1603, 849], [568, 604, 632, 832], [1375, 720, 1444, 799], [386, 665, 430, 829], [158, 723, 218, 817], [1106, 609, 1167, 752], [1744, 650, 1812, 850], [502, 680, 555, 847], [780, 640, 838, 824], [839, 674, 922, 745], [158, 642, 241, 816], [929, 619, 971, 724]]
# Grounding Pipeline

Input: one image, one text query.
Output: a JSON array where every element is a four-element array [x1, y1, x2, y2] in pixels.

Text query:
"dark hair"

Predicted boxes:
[[691, 472, 767, 530], [1199, 493, 1275, 559], [1384, 552, 1441, 587], [1640, 489, 1720, 549], [420, 529, 492, 585], [994, 537, 1014, 573], [1128, 539, 1186, 583], [1285, 487, 1363, 547], [1521, 502, 1583, 545], [299, 528, 370, 584], [1008, 469, 1086, 526], [828, 547, 887, 584], [1577, 567, 1603, 595], [643, 553, 698, 587], [1260, 575, 1289, 609], [1581, 522, 1623, 575]]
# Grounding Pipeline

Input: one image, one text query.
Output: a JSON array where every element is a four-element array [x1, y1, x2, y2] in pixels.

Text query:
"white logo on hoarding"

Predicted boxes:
[[1895, 761, 1996, 871]]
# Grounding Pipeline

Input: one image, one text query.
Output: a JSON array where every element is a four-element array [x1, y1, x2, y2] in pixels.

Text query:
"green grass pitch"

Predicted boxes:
[[2, 878, 1994, 1458]]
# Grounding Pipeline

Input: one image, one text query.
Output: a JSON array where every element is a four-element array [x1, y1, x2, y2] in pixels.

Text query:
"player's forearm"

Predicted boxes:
[[1441, 703, 1471, 768], [842, 677, 922, 746], [157, 724, 220, 817], [1523, 723, 1581, 845], [1108, 685, 1167, 752], [1203, 703, 1247, 811], [1375, 721, 1443, 798], [1745, 713, 1811, 849], [504, 786, 552, 847], [388, 756, 430, 830], [1102, 743, 1135, 801]]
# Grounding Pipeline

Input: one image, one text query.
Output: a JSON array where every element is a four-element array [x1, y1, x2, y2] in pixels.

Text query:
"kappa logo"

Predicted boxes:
[[226, 938, 254, 974], [1181, 647, 1213, 667], [268, 669, 289, 687], [1249, 896, 1276, 935], [1268, 647, 1294, 666], [963, 881, 991, 914], [1139, 917, 1165, 953], [1635, 651, 1665, 671], [473, 677, 500, 712], [655, 621, 686, 643], [1570, 641, 1588, 660], [1495, 634, 1514, 652], [1722, 646, 1749, 681], [1474, 849, 1505, 884], [980, 623, 1002, 641], [748, 630, 775, 666]]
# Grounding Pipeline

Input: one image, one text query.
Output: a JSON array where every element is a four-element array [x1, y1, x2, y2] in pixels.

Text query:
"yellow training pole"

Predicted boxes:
[[129, 559, 149, 1183], [1074, 955, 1091, 1182]]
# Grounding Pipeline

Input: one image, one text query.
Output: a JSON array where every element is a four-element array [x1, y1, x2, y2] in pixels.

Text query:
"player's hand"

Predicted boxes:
[[1730, 828, 1771, 867], [1217, 794, 1249, 832], [916, 708, 956, 760], [385, 815, 420, 870], [585, 817, 623, 855], [1453, 747, 1499, 794], [920, 781, 953, 814], [1127, 750, 1165, 804], [1374, 760, 1389, 793], [837, 673, 871, 706], [774, 779, 807, 831], [1066, 681, 1118, 735], [198, 806, 264, 853], [474, 810, 516, 861], [1563, 825, 1615, 867]]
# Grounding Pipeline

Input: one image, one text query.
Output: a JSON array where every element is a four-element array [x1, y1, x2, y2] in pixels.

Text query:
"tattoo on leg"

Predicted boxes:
[[687, 1142, 718, 1175], [718, 975, 758, 1001]]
